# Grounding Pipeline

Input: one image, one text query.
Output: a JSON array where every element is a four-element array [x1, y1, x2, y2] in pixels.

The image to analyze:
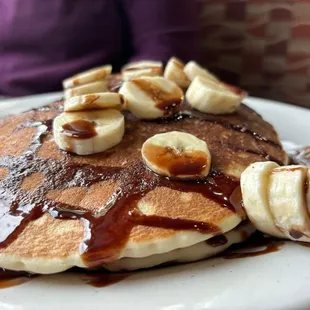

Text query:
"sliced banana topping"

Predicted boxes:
[[241, 162, 310, 242], [186, 76, 247, 114], [119, 76, 183, 119], [184, 61, 218, 82], [122, 60, 163, 80], [63, 65, 112, 89], [53, 109, 125, 155], [64, 81, 109, 99], [241, 162, 285, 238], [64, 93, 125, 112], [269, 166, 310, 241], [141, 131, 211, 179], [164, 57, 190, 88]]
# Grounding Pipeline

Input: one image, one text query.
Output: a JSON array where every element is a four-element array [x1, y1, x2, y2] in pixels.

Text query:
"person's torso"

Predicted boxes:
[[0, 0, 125, 96]]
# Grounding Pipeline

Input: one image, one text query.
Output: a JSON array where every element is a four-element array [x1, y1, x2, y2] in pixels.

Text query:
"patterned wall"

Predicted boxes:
[[198, 0, 310, 108]]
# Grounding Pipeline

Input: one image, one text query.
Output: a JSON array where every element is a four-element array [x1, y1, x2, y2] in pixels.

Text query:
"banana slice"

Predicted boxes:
[[186, 76, 247, 114], [122, 60, 163, 80], [64, 93, 125, 112], [307, 169, 310, 213], [53, 109, 125, 155], [64, 81, 108, 99], [141, 131, 211, 179], [241, 162, 285, 238], [241, 162, 310, 242], [269, 166, 310, 241], [164, 57, 190, 88], [184, 61, 218, 82], [63, 65, 112, 89], [119, 76, 183, 119]]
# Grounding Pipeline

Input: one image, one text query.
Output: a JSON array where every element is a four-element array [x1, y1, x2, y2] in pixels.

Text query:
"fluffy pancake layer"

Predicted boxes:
[[105, 221, 255, 271], [0, 101, 287, 273]]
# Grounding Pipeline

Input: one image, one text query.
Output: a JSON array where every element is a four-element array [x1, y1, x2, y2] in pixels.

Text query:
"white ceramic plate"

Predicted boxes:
[[0, 94, 310, 310]]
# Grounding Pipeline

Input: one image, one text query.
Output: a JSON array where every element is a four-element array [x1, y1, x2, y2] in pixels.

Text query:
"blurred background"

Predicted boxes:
[[198, 0, 310, 109], [0, 0, 309, 108]]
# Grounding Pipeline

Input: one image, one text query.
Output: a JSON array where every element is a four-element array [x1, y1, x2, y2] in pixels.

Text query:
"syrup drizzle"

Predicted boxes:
[[142, 144, 209, 177], [84, 270, 130, 288], [0, 268, 35, 289], [62, 120, 97, 139], [222, 232, 285, 259], [132, 78, 183, 112], [0, 150, 237, 267], [0, 101, 285, 270]]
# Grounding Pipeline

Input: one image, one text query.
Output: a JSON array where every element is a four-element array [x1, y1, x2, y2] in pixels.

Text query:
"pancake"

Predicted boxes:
[[0, 100, 287, 274], [105, 221, 255, 271]]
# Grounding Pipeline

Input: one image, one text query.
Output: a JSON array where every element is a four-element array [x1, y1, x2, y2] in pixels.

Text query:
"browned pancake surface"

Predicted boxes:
[[0, 101, 287, 271]]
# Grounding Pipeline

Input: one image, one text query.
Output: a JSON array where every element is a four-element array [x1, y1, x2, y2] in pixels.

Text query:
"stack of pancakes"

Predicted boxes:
[[0, 100, 287, 274]]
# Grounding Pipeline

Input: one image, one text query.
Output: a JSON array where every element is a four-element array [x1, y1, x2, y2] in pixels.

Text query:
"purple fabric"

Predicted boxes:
[[0, 0, 198, 96]]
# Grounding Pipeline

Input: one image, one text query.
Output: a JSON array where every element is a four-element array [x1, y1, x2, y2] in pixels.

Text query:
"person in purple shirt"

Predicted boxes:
[[0, 0, 198, 97]]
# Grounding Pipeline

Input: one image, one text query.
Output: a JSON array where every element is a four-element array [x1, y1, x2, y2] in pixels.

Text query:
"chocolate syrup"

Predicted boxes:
[[56, 167, 234, 267], [62, 120, 97, 139], [80, 94, 100, 107], [85, 271, 130, 288], [206, 235, 228, 247], [298, 242, 310, 248], [0, 268, 34, 289], [66, 267, 131, 288], [223, 242, 284, 259], [289, 229, 304, 240], [143, 144, 209, 177], [0, 150, 237, 268], [0, 100, 285, 272], [132, 79, 183, 111], [222, 232, 285, 259], [0, 266, 129, 289]]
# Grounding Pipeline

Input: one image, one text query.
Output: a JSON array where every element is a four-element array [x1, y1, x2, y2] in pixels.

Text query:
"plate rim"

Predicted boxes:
[[1, 93, 310, 310]]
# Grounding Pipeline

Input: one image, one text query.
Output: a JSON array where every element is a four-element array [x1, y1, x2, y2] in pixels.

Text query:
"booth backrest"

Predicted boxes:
[[198, 0, 310, 108]]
